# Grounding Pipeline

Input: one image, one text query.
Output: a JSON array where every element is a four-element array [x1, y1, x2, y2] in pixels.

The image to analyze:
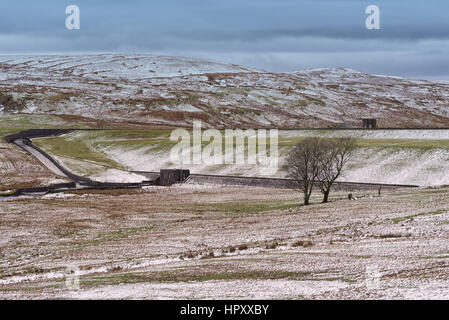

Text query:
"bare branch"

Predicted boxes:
[[317, 137, 356, 203]]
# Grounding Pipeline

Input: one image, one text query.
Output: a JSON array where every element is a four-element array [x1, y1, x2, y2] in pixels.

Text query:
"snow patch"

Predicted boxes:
[[89, 169, 147, 183]]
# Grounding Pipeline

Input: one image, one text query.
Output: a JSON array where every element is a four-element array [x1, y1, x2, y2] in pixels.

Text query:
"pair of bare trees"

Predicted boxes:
[[286, 137, 356, 205]]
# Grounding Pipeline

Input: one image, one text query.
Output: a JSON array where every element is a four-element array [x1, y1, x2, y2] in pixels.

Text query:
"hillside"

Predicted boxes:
[[1, 54, 449, 128], [30, 129, 449, 186]]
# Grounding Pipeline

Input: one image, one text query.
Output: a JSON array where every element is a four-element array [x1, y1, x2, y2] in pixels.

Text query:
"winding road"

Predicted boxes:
[[14, 138, 68, 177], [3, 129, 155, 196]]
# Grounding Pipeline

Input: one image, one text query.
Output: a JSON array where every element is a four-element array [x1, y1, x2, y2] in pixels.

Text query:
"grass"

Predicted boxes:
[[33, 136, 126, 170], [52, 220, 93, 238], [292, 240, 313, 248], [278, 136, 449, 150], [79, 267, 359, 288], [47, 92, 77, 102], [128, 199, 302, 215], [81, 129, 172, 140], [5, 125, 449, 187], [355, 139, 449, 150], [379, 233, 409, 239], [0, 281, 65, 293], [420, 251, 449, 260], [81, 269, 321, 286], [0, 114, 80, 137], [0, 190, 17, 196], [392, 209, 446, 224], [316, 226, 345, 235], [61, 225, 155, 249], [423, 189, 449, 195], [31, 130, 177, 173], [18, 128, 449, 175], [2, 182, 446, 298], [189, 200, 301, 215]]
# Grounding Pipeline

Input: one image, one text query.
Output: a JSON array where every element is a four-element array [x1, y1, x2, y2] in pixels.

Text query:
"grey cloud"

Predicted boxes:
[[1, 0, 449, 79]]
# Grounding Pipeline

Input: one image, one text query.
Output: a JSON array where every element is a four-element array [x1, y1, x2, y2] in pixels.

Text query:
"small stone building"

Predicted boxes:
[[362, 118, 377, 129], [159, 169, 190, 186]]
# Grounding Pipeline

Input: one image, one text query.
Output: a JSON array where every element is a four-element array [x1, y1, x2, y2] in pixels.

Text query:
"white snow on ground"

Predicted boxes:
[[94, 131, 449, 186], [279, 129, 449, 140], [98, 142, 279, 177], [31, 128, 449, 186], [1, 184, 448, 299], [97, 144, 170, 172], [89, 169, 147, 183], [278, 129, 449, 185], [2, 54, 449, 129], [63, 279, 348, 300], [0, 54, 257, 80], [0, 272, 65, 286], [42, 193, 77, 199], [341, 148, 449, 186], [162, 103, 202, 112], [46, 178, 71, 184]]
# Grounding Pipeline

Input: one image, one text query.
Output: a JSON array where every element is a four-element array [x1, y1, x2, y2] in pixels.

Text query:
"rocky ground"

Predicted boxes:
[[0, 184, 447, 299]]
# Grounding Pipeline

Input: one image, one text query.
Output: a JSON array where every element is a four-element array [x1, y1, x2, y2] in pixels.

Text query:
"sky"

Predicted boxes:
[[1, 0, 449, 79]]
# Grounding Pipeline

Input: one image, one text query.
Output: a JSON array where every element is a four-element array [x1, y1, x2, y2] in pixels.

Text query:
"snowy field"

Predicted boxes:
[[2, 54, 449, 300], [0, 185, 448, 299]]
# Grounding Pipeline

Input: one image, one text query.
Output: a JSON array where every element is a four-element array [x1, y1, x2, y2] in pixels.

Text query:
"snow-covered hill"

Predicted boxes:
[[0, 54, 256, 80], [1, 54, 449, 128]]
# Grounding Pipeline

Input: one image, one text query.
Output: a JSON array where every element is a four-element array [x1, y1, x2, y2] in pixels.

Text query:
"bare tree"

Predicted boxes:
[[318, 137, 356, 203], [286, 138, 329, 205]]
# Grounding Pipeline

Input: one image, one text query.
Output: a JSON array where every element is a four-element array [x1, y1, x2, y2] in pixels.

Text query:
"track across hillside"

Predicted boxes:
[[3, 129, 154, 196]]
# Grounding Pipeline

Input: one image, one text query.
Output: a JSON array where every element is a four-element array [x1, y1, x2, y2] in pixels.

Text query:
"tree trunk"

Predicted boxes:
[[322, 189, 330, 203], [304, 192, 310, 205]]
